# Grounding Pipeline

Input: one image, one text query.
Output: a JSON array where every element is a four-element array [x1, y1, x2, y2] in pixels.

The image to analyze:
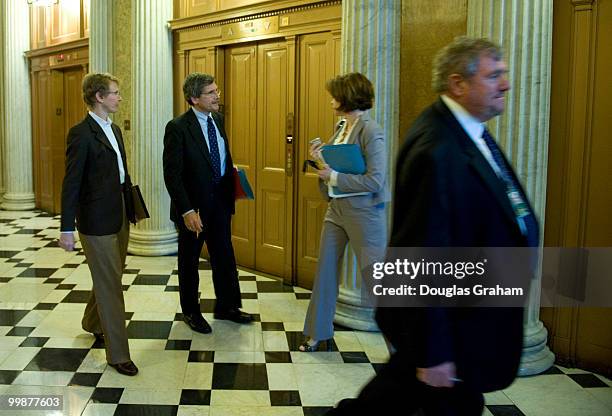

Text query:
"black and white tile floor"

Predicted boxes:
[[0, 210, 610, 415]]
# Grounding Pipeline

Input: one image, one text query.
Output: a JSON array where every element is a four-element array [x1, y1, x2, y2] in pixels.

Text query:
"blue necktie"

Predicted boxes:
[[481, 128, 539, 247], [207, 116, 221, 184]]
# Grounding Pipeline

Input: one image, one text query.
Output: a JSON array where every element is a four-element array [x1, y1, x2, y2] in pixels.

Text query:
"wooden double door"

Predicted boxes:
[[222, 32, 340, 288], [32, 66, 87, 213]]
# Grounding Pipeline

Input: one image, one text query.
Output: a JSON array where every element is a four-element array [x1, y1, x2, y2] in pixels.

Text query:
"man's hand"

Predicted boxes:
[[183, 211, 203, 236], [416, 361, 457, 388], [59, 232, 76, 252]]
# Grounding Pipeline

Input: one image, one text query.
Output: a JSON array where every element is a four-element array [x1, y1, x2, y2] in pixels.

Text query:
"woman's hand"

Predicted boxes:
[[317, 164, 332, 182], [309, 142, 323, 160]]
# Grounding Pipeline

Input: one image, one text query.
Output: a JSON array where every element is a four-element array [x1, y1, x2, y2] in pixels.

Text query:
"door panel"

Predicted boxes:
[[295, 32, 340, 289], [57, 67, 86, 213], [49, 0, 81, 46], [226, 45, 257, 268], [190, 48, 212, 74], [33, 70, 55, 212], [542, 0, 612, 375], [255, 42, 290, 277]]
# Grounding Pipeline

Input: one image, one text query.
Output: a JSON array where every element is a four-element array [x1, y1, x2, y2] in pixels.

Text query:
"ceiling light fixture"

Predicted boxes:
[[27, 0, 59, 7]]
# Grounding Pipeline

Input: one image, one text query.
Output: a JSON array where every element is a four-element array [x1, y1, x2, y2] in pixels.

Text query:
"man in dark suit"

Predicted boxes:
[[163, 72, 252, 334], [328, 37, 539, 415], [59, 73, 138, 376]]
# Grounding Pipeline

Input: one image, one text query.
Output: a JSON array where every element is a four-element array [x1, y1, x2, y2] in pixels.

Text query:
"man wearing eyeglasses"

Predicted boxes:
[[59, 73, 138, 376], [163, 72, 253, 335]]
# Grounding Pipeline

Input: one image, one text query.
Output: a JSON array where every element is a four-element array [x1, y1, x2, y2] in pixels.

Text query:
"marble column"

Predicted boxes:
[[89, 0, 113, 73], [468, 0, 555, 375], [334, 0, 400, 331], [0, 1, 5, 197], [1, 0, 34, 210], [128, 0, 177, 255]]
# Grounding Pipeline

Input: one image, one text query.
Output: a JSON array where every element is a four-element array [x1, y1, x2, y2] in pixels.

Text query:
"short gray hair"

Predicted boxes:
[[432, 37, 503, 93], [183, 72, 215, 105]]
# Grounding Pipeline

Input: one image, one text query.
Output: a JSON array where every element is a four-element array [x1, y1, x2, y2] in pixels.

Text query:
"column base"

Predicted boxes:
[[1, 192, 35, 211], [334, 287, 378, 332], [128, 228, 178, 256], [519, 320, 555, 376]]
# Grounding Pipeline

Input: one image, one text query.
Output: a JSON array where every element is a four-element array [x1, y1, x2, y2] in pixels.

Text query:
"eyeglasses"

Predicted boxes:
[[107, 90, 121, 97], [201, 88, 221, 97]]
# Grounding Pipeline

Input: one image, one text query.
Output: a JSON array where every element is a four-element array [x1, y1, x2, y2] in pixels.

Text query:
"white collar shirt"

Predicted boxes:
[[88, 111, 125, 184], [193, 108, 226, 175], [441, 95, 502, 178]]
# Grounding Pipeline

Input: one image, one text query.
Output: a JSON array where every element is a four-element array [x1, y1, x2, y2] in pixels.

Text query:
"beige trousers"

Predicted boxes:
[[79, 207, 130, 364]]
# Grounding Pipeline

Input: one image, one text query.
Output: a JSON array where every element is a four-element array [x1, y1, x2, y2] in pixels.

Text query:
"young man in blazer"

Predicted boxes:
[[59, 73, 138, 376], [163, 72, 252, 334], [328, 38, 539, 415]]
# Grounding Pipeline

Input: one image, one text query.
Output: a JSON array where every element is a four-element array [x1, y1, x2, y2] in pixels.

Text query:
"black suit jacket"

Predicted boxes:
[[60, 114, 131, 235], [377, 98, 539, 392], [163, 108, 235, 225]]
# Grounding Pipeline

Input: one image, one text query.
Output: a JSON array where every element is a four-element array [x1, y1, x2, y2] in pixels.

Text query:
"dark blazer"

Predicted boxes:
[[377, 98, 539, 392], [163, 108, 235, 225], [60, 114, 130, 236]]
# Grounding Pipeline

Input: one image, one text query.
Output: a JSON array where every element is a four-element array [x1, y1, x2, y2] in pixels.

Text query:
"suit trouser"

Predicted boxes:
[[79, 205, 130, 365], [176, 197, 242, 316], [303, 198, 387, 341], [325, 353, 485, 416]]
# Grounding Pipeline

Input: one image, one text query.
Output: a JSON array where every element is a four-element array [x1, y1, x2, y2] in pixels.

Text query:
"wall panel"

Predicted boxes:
[[543, 0, 612, 376], [399, 0, 467, 138]]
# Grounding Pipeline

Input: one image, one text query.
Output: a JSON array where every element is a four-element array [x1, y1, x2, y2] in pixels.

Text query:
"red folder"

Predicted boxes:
[[233, 168, 254, 200]]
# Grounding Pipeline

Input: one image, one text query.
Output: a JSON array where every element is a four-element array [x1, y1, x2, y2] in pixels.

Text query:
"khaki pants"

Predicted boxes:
[[79, 207, 130, 364]]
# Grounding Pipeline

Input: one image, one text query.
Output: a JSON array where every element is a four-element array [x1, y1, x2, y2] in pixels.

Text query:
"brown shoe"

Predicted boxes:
[[109, 360, 139, 376]]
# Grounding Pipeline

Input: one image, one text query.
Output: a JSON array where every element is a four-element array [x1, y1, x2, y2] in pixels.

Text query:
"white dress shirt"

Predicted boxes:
[[442, 95, 529, 235], [193, 108, 226, 175], [88, 111, 125, 184], [182, 109, 227, 218], [440, 95, 502, 178]]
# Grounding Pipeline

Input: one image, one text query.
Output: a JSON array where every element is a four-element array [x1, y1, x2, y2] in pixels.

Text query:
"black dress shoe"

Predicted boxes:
[[183, 314, 212, 334], [109, 360, 139, 376], [93, 333, 104, 342], [214, 308, 253, 324]]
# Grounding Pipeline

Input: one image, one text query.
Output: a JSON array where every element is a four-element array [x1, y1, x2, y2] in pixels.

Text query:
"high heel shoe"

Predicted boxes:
[[298, 338, 332, 352]]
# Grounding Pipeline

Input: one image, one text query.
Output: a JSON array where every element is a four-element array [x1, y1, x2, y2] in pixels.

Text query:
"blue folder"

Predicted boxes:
[[320, 144, 368, 197], [320, 144, 366, 174]]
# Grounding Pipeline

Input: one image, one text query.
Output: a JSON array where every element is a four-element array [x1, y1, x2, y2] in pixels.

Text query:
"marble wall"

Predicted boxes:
[[112, 0, 132, 164]]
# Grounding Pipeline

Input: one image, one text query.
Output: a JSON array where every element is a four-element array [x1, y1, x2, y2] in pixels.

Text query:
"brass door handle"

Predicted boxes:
[[286, 135, 293, 177]]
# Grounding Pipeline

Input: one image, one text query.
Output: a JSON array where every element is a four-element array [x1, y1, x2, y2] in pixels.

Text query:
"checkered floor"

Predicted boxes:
[[0, 210, 610, 416]]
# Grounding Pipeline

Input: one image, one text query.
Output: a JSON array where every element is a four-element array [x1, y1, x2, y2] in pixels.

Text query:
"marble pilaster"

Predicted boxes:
[[1, 0, 34, 210], [128, 0, 177, 255], [0, 1, 5, 197], [334, 0, 400, 331], [468, 0, 555, 375], [89, 0, 114, 73]]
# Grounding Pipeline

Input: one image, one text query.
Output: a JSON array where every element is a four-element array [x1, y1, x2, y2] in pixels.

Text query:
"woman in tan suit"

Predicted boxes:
[[300, 72, 390, 352]]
